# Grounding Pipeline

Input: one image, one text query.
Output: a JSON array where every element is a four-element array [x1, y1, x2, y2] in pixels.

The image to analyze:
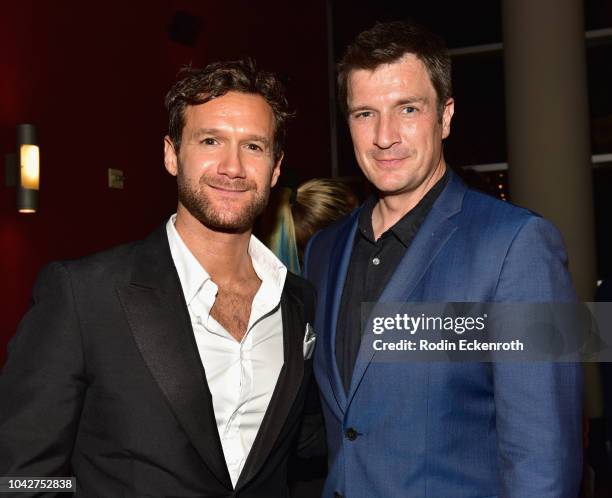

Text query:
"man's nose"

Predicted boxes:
[[374, 114, 400, 149], [217, 145, 246, 178]]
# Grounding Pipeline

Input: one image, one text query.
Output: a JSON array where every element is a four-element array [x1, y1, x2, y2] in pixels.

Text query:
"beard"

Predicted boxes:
[[177, 162, 272, 234]]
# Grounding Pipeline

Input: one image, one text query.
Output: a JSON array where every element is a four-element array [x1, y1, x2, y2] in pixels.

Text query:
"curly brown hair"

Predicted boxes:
[[165, 59, 292, 161]]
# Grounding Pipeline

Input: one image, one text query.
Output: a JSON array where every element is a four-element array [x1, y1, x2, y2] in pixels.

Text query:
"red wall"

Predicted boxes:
[[0, 1, 331, 363]]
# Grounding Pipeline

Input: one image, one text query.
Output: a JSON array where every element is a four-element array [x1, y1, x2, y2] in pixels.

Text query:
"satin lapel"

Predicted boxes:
[[235, 289, 304, 491], [325, 212, 359, 412], [117, 227, 232, 490], [347, 172, 467, 405]]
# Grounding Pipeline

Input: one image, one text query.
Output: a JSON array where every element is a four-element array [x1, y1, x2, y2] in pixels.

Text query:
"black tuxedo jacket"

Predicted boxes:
[[0, 225, 319, 497]]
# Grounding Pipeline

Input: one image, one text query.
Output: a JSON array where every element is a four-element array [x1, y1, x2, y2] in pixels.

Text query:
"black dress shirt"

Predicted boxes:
[[335, 170, 449, 392]]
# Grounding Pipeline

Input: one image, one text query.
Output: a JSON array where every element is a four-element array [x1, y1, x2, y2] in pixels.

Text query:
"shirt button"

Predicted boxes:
[[372, 257, 380, 266], [345, 427, 358, 441]]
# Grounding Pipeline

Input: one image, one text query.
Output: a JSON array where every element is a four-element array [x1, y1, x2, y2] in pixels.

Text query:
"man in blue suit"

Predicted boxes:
[[304, 20, 583, 497]]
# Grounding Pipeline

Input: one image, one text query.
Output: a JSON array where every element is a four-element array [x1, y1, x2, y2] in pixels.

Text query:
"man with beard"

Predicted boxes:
[[0, 60, 319, 497]]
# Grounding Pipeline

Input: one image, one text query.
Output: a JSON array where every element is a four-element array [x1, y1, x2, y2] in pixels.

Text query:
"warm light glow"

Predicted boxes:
[[20, 144, 39, 190], [18, 208, 36, 214]]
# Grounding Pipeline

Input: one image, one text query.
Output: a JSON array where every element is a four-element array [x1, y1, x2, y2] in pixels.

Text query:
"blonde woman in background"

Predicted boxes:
[[258, 177, 358, 498], [261, 178, 359, 274]]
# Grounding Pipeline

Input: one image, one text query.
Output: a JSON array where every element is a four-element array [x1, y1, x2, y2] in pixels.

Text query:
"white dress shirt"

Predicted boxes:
[[166, 215, 286, 488]]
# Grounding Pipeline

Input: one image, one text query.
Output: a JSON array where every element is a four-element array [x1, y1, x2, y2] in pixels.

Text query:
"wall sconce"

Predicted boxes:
[[5, 124, 39, 213]]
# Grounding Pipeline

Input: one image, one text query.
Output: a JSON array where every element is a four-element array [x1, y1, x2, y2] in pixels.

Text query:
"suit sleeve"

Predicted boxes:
[[0, 262, 87, 482], [302, 234, 314, 281], [492, 217, 583, 498], [302, 228, 323, 282]]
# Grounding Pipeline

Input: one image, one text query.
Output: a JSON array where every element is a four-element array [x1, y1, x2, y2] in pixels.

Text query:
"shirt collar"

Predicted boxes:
[[358, 168, 450, 247], [166, 215, 287, 309], [166, 214, 210, 306], [248, 233, 287, 313]]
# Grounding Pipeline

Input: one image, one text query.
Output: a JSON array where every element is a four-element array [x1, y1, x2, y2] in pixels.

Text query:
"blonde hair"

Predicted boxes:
[[292, 179, 358, 261], [267, 188, 301, 274], [263, 178, 358, 273]]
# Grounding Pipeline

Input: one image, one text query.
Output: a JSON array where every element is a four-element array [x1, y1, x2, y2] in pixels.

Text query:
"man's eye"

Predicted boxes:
[[354, 111, 373, 119], [246, 143, 263, 152], [402, 106, 417, 114], [201, 137, 217, 145]]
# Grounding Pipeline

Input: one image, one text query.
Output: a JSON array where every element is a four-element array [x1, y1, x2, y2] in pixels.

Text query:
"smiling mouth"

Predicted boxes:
[[373, 157, 408, 166], [208, 184, 249, 193]]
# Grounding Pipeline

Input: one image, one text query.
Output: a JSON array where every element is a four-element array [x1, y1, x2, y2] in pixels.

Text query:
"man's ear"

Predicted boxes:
[[164, 136, 178, 176], [441, 98, 454, 139], [270, 152, 284, 188]]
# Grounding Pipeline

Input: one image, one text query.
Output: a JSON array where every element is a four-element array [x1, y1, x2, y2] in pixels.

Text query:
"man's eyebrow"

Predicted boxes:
[[190, 129, 270, 146], [242, 134, 271, 146], [348, 96, 429, 114], [347, 104, 374, 114], [396, 96, 428, 106], [191, 128, 222, 139]]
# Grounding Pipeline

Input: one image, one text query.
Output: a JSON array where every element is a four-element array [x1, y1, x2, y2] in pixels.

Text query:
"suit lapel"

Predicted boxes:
[[235, 286, 305, 491], [117, 227, 232, 490], [347, 172, 467, 405], [325, 212, 359, 412]]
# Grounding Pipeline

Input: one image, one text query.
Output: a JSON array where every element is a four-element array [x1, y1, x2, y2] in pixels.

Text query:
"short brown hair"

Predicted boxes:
[[165, 59, 292, 161], [337, 20, 452, 119]]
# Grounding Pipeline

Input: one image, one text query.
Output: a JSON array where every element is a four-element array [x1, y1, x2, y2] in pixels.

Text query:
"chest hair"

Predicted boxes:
[[210, 277, 262, 342]]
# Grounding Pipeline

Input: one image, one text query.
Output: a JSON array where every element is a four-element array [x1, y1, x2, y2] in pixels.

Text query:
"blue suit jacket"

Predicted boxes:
[[303, 171, 583, 498]]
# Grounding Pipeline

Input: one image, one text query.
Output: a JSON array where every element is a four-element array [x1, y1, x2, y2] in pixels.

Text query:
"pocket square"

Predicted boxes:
[[303, 323, 316, 360]]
